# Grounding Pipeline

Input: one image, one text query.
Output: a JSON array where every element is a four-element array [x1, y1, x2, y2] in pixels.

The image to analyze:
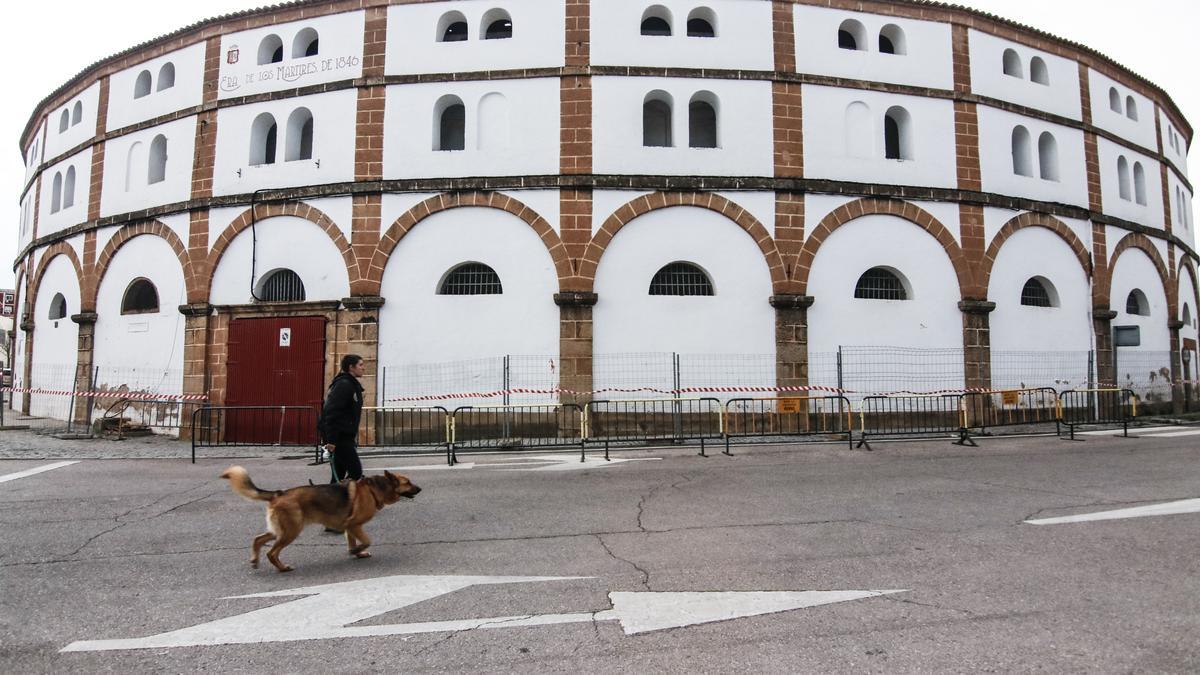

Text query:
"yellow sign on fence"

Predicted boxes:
[[778, 398, 803, 413], [1001, 390, 1020, 406]]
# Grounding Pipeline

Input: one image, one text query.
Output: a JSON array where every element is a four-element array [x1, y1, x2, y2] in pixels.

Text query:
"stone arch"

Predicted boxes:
[[794, 198, 971, 298], [581, 192, 786, 294], [369, 192, 571, 295], [980, 212, 1092, 292], [1178, 257, 1200, 323], [90, 221, 191, 309], [206, 201, 359, 302], [29, 242, 85, 320], [1103, 231, 1173, 314]]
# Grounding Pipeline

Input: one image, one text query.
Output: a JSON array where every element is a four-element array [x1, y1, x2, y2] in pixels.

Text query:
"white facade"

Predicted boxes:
[[968, 30, 1082, 121], [1096, 137, 1165, 229], [37, 149, 93, 238], [1088, 69, 1158, 153], [106, 43, 207, 132], [218, 11, 365, 99], [387, 0, 566, 74], [43, 82, 101, 160], [592, 0, 774, 70], [976, 107, 1088, 208], [208, 215, 352, 305], [100, 117, 198, 217]]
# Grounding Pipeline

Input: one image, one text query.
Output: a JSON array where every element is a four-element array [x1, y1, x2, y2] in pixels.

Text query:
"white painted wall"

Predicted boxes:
[[976, 107, 1088, 208], [794, 5, 953, 90], [592, 77, 774, 176], [218, 11, 364, 99], [1110, 247, 1170, 352], [106, 43, 207, 132], [968, 30, 1082, 121], [23, 121, 45, 188], [1159, 108, 1189, 180], [383, 79, 560, 179], [208, 216, 351, 305], [212, 90, 358, 195], [1088, 69, 1158, 153], [43, 82, 101, 160], [592, 0, 773, 70], [803, 85, 958, 188], [387, 0, 565, 74], [29, 255, 80, 419], [1097, 137, 1164, 229], [592, 206, 775, 355], [100, 116, 197, 217], [1167, 172, 1194, 248], [37, 149, 93, 238]]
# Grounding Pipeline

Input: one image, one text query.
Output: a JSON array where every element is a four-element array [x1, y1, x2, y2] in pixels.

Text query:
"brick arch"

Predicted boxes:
[[579, 192, 786, 294], [794, 198, 971, 298], [29, 242, 85, 320], [206, 201, 359, 302], [89, 221, 191, 310], [367, 192, 572, 295], [1178, 258, 1200, 321], [980, 213, 1092, 293], [1103, 232, 1174, 314]]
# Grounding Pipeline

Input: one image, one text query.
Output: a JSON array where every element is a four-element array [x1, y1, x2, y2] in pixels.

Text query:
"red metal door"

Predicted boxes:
[[225, 317, 326, 444]]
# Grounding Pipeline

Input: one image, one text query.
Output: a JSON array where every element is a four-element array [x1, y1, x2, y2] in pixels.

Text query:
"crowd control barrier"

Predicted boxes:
[[584, 398, 723, 458], [190, 405, 319, 463], [359, 406, 451, 459], [1056, 389, 1138, 440], [449, 404, 585, 465], [723, 396, 854, 454], [961, 388, 1060, 435], [857, 394, 971, 450]]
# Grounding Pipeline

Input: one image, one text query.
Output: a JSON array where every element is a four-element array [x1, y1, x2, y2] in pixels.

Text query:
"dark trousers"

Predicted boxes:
[[330, 435, 363, 481]]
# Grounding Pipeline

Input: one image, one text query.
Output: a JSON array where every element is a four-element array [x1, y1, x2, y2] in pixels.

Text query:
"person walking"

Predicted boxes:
[[319, 353, 366, 482]]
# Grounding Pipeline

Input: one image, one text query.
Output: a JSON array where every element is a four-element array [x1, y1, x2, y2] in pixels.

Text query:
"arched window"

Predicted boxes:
[[643, 92, 673, 147], [48, 293, 67, 320], [125, 141, 144, 191], [257, 269, 306, 302], [156, 63, 175, 91], [649, 262, 714, 296], [1002, 49, 1023, 78], [58, 109, 70, 133], [434, 96, 466, 151], [1011, 126, 1033, 176], [477, 92, 510, 151], [1183, 304, 1193, 328], [1108, 87, 1122, 114], [1117, 156, 1131, 201], [121, 278, 160, 314], [285, 108, 314, 161], [686, 8, 716, 37], [878, 24, 906, 55], [1020, 277, 1058, 307], [292, 28, 319, 58], [258, 34, 284, 64], [71, 101, 82, 125], [844, 101, 872, 158], [250, 113, 278, 165], [1038, 132, 1059, 181], [884, 106, 911, 160], [50, 172, 62, 213], [688, 93, 718, 148], [438, 11, 469, 42], [640, 6, 672, 36], [854, 267, 908, 300], [148, 135, 168, 184], [1133, 162, 1147, 205], [482, 9, 513, 39], [1125, 96, 1138, 121], [838, 19, 866, 51], [439, 262, 503, 295], [62, 167, 76, 209], [1029, 57, 1049, 85], [134, 70, 152, 99], [1125, 289, 1149, 316]]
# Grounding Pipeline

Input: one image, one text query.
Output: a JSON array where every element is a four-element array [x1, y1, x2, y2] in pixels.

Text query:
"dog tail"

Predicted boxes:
[[220, 466, 278, 502]]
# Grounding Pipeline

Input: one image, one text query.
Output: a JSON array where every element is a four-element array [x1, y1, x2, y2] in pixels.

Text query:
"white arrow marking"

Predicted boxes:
[[1025, 498, 1200, 524], [0, 461, 78, 484], [61, 575, 903, 652]]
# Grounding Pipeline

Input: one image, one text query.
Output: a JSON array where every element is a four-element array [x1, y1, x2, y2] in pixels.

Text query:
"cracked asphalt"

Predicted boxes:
[[1, 428, 1198, 673]]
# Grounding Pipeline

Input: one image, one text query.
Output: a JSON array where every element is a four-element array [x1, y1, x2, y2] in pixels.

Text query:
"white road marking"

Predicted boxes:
[[377, 456, 662, 473], [0, 461, 79, 484], [373, 463, 476, 471], [1078, 426, 1178, 436], [499, 455, 663, 472], [1142, 429, 1200, 438], [1025, 497, 1200, 525], [61, 574, 904, 651]]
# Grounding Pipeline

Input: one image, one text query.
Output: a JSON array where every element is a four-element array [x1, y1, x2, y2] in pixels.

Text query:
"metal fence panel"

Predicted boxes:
[[724, 396, 854, 451]]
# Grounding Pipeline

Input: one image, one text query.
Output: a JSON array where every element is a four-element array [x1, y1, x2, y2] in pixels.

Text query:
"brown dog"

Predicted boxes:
[[220, 466, 421, 572]]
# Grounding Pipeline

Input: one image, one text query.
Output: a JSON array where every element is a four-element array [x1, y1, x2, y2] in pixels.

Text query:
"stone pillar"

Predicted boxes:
[[178, 303, 213, 440], [339, 295, 385, 406], [70, 312, 98, 426], [1092, 307, 1117, 388], [1169, 318, 1185, 414], [19, 314, 33, 413], [555, 292, 596, 405], [959, 300, 996, 392], [771, 294, 814, 393]]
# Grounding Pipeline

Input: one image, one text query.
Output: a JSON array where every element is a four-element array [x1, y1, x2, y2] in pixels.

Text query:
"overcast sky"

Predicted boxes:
[[3, 0, 1197, 288]]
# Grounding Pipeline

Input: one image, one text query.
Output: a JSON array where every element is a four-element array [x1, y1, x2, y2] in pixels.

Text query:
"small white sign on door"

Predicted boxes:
[[279, 328, 292, 347]]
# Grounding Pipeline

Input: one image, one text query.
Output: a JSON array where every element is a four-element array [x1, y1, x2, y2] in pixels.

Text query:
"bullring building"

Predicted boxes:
[[10, 0, 1196, 426]]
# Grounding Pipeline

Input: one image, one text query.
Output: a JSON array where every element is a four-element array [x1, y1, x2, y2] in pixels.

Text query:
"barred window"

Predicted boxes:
[[1125, 289, 1148, 316], [649, 262, 714, 296], [440, 263, 503, 295], [854, 267, 908, 300], [121, 278, 160, 314], [1020, 277, 1055, 307], [258, 269, 306, 302]]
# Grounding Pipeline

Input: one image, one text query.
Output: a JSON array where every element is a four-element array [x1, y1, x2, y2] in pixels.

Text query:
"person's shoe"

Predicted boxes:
[[323, 527, 343, 534]]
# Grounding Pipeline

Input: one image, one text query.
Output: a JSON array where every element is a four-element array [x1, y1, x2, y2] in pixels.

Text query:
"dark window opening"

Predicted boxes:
[[1126, 289, 1148, 316], [641, 17, 671, 36], [443, 21, 468, 42], [259, 269, 306, 302], [439, 104, 466, 151], [485, 19, 512, 39], [854, 268, 907, 300], [649, 262, 714, 296], [838, 30, 857, 50], [440, 263, 503, 295], [884, 115, 901, 159], [1020, 278, 1053, 307], [49, 293, 68, 320], [121, 278, 160, 314], [687, 18, 715, 37]]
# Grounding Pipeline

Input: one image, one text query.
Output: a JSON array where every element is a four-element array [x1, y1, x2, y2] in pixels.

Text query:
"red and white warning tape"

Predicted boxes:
[[0, 387, 208, 402], [384, 384, 1066, 403]]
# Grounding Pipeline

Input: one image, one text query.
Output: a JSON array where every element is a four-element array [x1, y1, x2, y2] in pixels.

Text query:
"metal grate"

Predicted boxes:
[[1020, 278, 1052, 307], [440, 263, 503, 295], [854, 268, 907, 300], [649, 262, 714, 296], [259, 269, 306, 302], [121, 278, 160, 314]]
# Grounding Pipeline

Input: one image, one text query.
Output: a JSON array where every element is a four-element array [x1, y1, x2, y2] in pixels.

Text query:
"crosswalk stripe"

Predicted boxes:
[[1025, 497, 1200, 524], [1143, 429, 1200, 438], [0, 461, 79, 484], [1078, 426, 1179, 436]]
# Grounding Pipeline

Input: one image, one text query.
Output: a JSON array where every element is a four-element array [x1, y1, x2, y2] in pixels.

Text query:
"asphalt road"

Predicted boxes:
[[1, 431, 1198, 673]]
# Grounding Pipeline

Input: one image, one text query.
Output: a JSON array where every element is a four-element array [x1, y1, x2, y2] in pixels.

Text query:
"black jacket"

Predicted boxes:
[[318, 372, 364, 441]]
